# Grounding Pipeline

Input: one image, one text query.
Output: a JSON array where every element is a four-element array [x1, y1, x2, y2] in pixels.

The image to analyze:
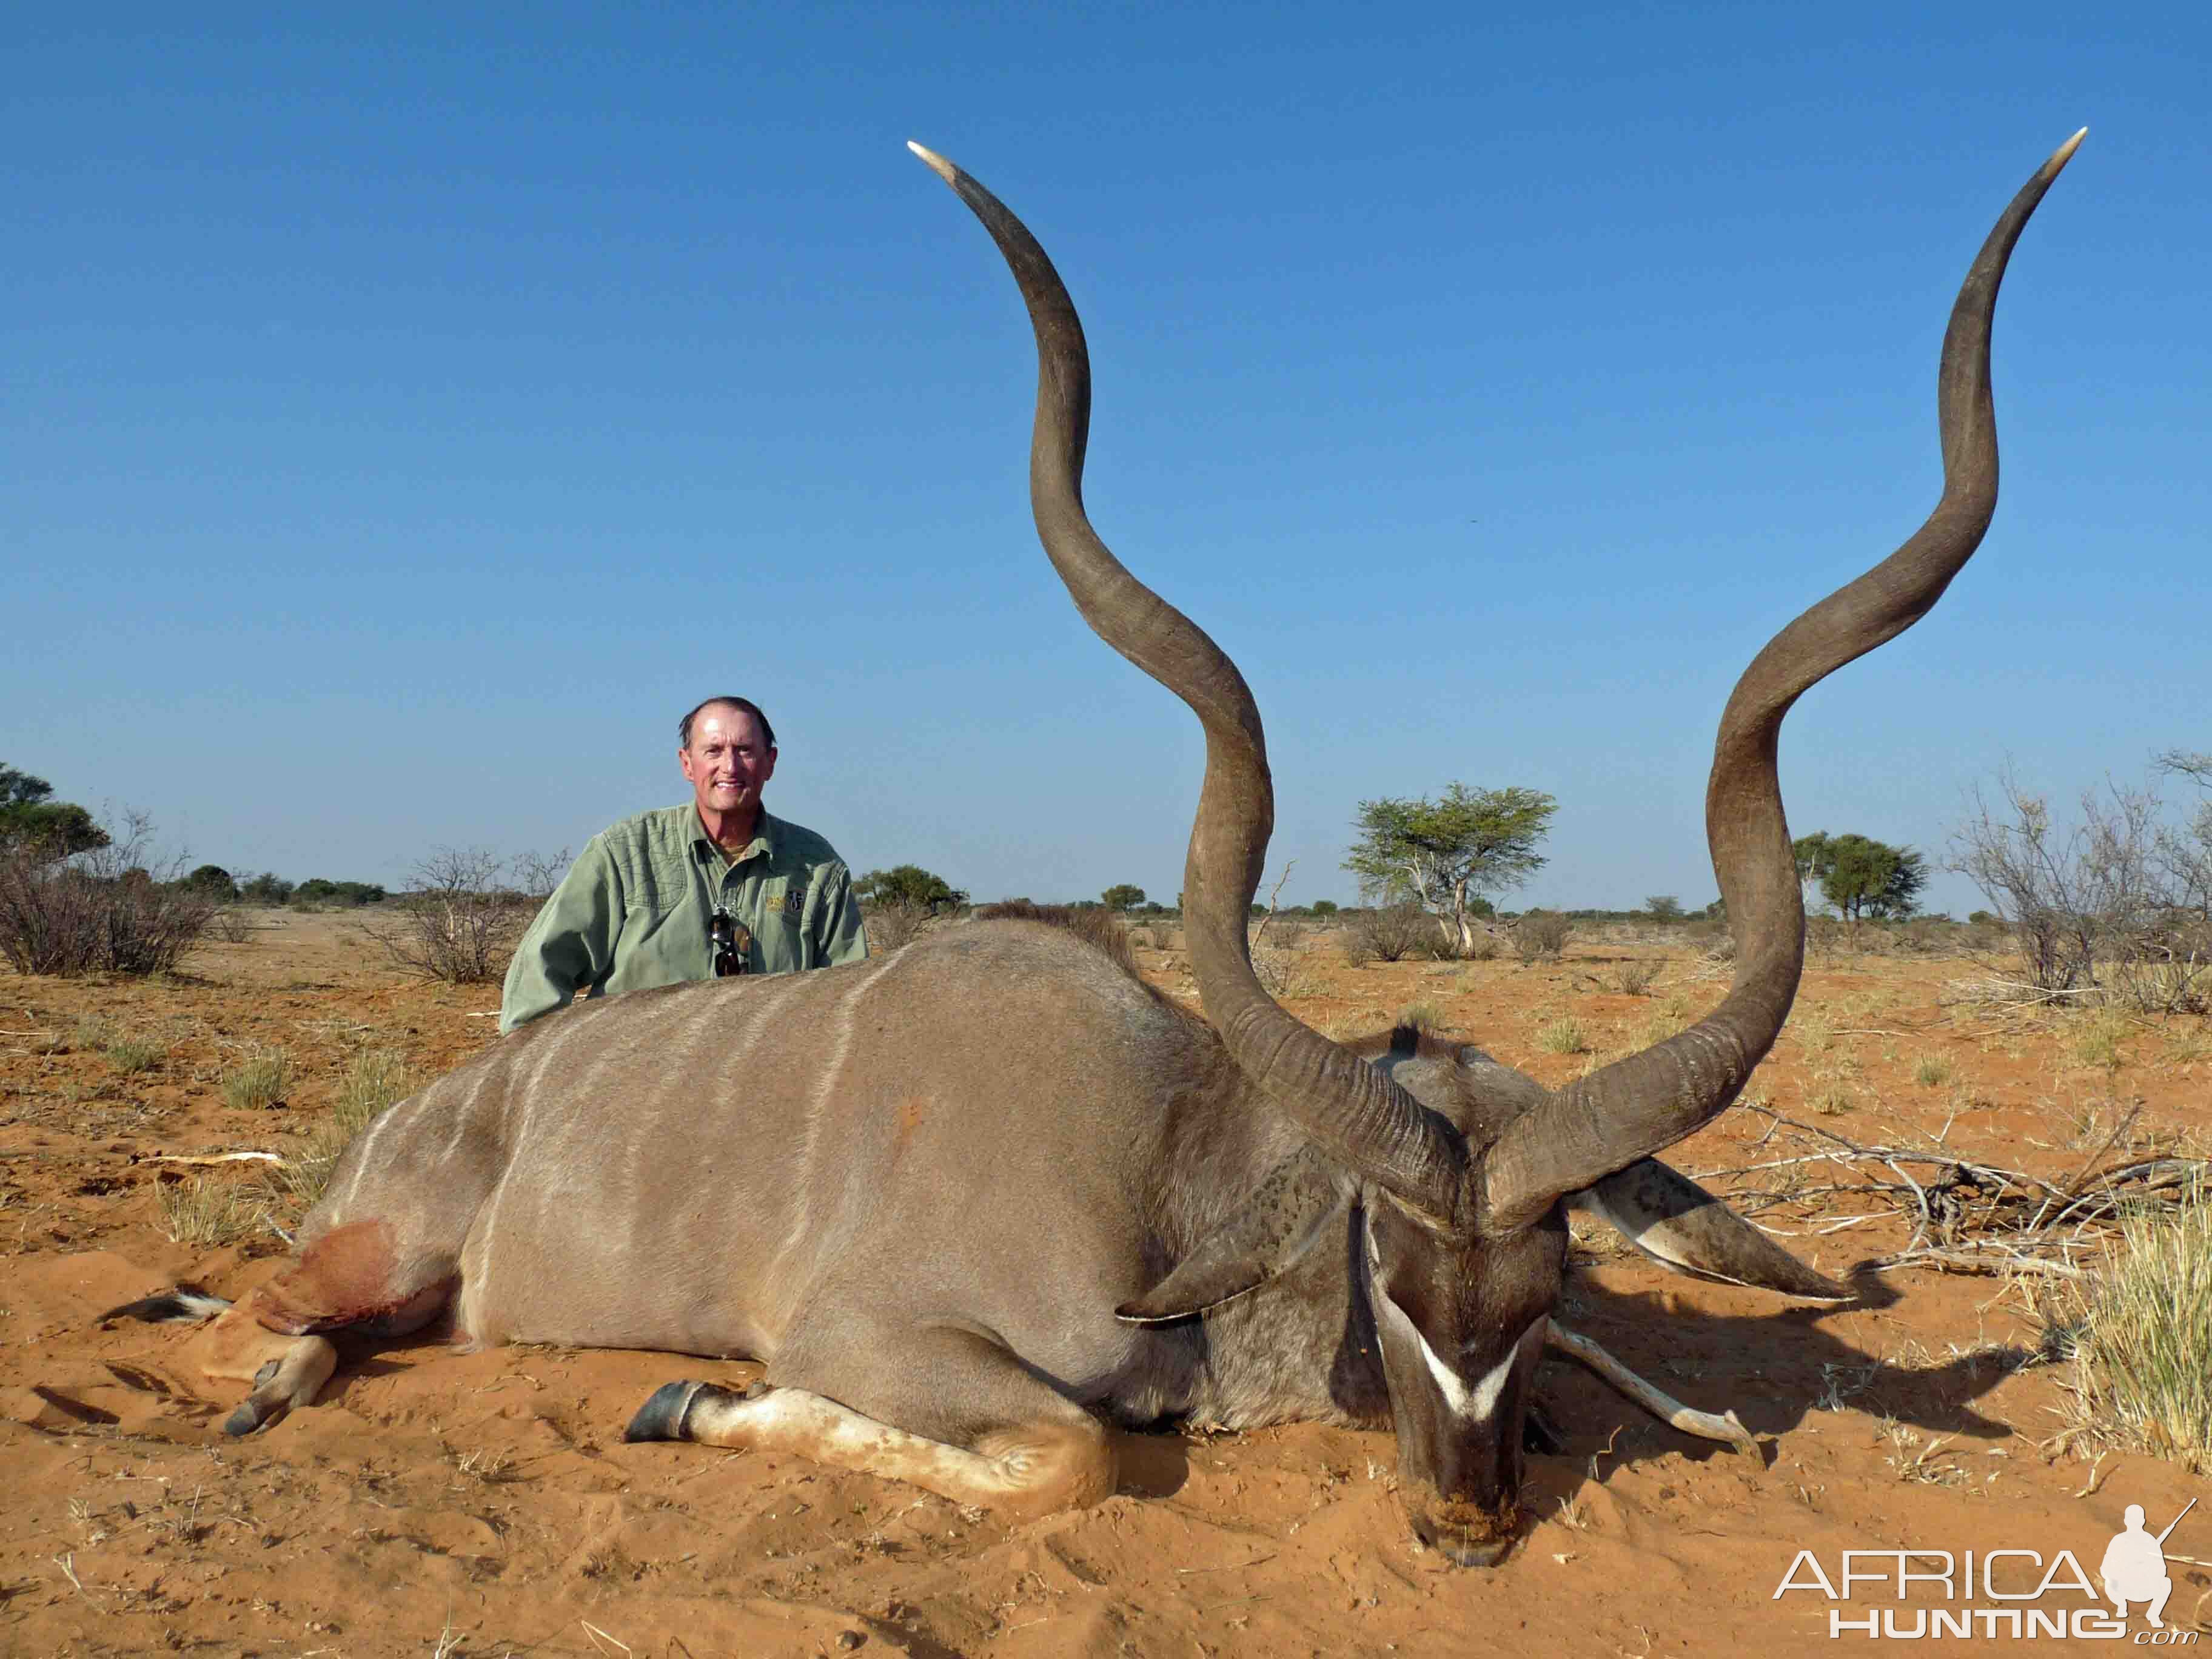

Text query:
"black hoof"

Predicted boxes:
[[625, 1380, 717, 1443], [224, 1397, 287, 1436]]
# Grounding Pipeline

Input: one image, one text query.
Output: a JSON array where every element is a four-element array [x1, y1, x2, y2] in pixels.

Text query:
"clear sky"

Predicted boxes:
[[7, 4, 2205, 916]]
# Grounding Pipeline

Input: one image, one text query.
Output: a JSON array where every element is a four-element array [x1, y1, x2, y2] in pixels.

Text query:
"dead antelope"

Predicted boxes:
[[108, 130, 2083, 1566]]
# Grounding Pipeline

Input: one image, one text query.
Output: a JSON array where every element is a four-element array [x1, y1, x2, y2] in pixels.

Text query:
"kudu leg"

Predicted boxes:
[[108, 1218, 460, 1435], [625, 1324, 1116, 1520]]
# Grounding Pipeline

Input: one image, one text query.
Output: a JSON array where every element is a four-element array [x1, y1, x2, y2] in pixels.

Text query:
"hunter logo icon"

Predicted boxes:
[[2102, 1499, 2194, 1629]]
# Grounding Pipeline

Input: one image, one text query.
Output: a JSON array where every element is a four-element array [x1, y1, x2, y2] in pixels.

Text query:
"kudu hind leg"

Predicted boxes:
[[148, 1220, 457, 1433], [113, 1294, 341, 1435], [626, 1325, 1115, 1520]]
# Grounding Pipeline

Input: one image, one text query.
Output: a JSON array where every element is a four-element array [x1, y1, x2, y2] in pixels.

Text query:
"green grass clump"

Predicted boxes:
[[1536, 1016, 1589, 1055], [223, 1050, 291, 1111], [101, 1033, 166, 1074], [1912, 1054, 1955, 1088]]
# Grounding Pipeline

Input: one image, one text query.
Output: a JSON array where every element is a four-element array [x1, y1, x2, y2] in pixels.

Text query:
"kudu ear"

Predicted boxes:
[[1116, 1148, 1350, 1323], [1571, 1158, 1854, 1304]]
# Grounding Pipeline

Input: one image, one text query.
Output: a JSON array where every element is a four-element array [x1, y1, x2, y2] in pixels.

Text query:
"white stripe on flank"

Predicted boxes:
[[774, 953, 903, 1267], [333, 1079, 413, 1215]]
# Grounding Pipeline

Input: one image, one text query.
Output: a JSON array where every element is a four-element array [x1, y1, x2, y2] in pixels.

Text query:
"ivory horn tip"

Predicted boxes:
[[906, 141, 959, 185]]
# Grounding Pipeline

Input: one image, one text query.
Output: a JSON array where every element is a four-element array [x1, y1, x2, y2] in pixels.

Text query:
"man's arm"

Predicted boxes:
[[815, 862, 870, 965], [499, 841, 625, 1032]]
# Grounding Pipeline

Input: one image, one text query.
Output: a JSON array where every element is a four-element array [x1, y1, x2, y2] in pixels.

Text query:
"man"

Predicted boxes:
[[500, 696, 868, 1033]]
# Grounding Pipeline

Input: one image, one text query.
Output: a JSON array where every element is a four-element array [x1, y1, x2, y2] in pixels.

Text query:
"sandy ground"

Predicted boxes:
[[2, 910, 2207, 1657]]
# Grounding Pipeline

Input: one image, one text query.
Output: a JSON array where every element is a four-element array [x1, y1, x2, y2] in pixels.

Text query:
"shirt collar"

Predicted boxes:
[[692, 806, 779, 870]]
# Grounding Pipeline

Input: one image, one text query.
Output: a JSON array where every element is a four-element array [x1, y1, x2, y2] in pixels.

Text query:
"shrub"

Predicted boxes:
[[292, 877, 388, 907], [0, 813, 220, 976], [240, 872, 295, 906], [856, 865, 966, 911], [1252, 944, 1315, 1000], [1513, 910, 1572, 965], [1344, 904, 1432, 964], [183, 864, 238, 899], [358, 849, 535, 984], [861, 900, 931, 953], [1612, 958, 1661, 996]]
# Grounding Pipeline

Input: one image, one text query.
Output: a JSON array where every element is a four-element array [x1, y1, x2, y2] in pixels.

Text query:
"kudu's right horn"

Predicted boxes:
[[909, 140, 1467, 1228]]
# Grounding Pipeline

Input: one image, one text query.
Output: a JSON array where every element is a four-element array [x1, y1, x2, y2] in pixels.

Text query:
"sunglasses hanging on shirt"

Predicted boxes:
[[710, 908, 754, 977]]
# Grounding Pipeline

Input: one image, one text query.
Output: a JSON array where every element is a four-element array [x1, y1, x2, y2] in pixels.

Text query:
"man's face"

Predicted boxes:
[[680, 706, 777, 828]]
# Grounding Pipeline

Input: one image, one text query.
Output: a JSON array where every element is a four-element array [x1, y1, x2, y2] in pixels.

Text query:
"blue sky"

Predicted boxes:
[[7, 4, 2205, 915]]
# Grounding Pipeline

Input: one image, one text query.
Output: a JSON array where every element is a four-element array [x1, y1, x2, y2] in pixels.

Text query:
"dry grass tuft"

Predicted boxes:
[[1399, 1000, 1448, 1034], [272, 1048, 412, 1210], [1791, 1009, 1835, 1057], [158, 1176, 266, 1247], [2072, 1014, 2130, 1072], [2047, 1178, 2212, 1471], [1809, 1082, 1858, 1117], [1912, 1054, 1955, 1088]]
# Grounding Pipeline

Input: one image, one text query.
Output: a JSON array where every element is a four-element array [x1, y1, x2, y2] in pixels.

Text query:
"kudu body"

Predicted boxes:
[[112, 132, 2083, 1564]]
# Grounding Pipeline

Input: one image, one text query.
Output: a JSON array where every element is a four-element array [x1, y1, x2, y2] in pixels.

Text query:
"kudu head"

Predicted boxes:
[[913, 131, 2083, 1564]]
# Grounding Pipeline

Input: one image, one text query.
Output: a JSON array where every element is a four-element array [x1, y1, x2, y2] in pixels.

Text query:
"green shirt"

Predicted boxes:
[[498, 805, 868, 1033]]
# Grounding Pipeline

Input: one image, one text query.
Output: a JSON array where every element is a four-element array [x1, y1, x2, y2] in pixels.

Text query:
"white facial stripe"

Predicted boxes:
[[1362, 1215, 1543, 1424], [1375, 1296, 1535, 1423]]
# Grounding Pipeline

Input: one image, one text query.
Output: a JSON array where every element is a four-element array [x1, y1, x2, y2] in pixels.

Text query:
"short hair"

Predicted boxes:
[[678, 696, 776, 752]]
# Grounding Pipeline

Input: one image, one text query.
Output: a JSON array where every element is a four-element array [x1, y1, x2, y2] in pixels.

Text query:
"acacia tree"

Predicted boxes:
[[1344, 784, 1555, 956], [1792, 831, 1926, 922], [854, 865, 967, 911], [0, 764, 108, 859], [1100, 883, 1146, 913]]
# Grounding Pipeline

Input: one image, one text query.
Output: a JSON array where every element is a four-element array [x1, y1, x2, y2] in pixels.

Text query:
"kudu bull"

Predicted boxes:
[[110, 132, 2083, 1565]]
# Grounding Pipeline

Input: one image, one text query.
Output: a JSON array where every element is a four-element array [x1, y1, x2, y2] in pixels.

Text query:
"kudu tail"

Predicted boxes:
[[99, 1287, 233, 1326]]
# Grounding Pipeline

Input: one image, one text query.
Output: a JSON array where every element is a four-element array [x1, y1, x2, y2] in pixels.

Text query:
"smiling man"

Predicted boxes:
[[498, 696, 868, 1033]]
